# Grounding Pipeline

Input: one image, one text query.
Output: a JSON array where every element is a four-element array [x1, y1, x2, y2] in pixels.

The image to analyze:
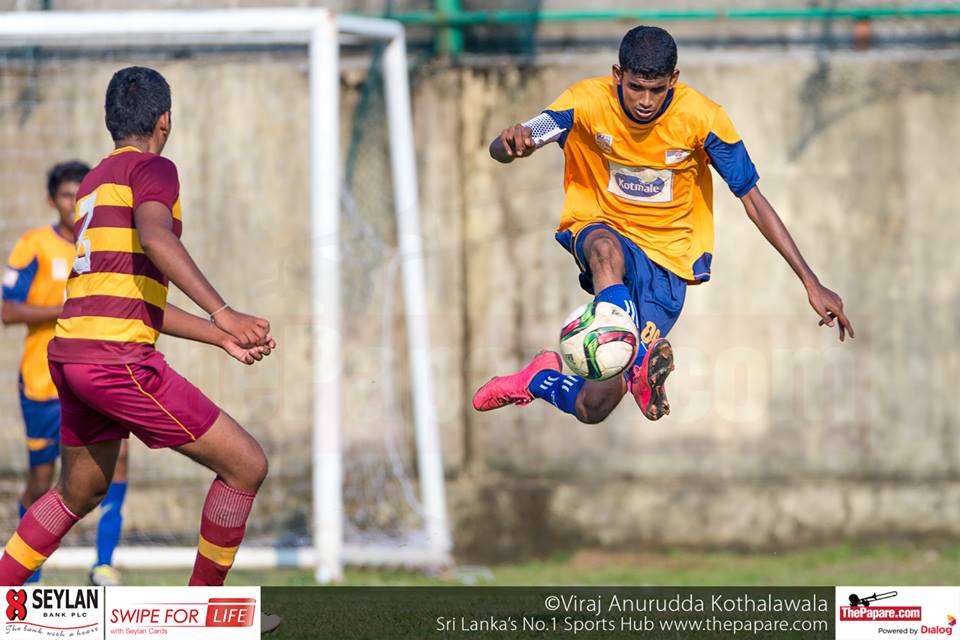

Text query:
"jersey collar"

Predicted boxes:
[[50, 224, 73, 245], [109, 145, 142, 156], [617, 85, 674, 126]]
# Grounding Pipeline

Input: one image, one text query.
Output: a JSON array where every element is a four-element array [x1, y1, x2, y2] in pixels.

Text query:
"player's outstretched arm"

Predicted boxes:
[[161, 303, 276, 365], [134, 201, 270, 347], [1, 301, 62, 325], [489, 124, 537, 163], [740, 186, 855, 341]]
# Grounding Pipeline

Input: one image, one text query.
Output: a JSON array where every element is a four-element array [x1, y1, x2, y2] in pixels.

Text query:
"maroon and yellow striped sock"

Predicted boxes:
[[0, 490, 79, 585], [188, 478, 256, 586]]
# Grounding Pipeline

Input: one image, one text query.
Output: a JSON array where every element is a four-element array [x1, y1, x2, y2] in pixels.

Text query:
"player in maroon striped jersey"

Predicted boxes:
[[0, 67, 275, 588]]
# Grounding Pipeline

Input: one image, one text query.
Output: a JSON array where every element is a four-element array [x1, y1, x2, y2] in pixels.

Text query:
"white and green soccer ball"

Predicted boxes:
[[558, 301, 640, 380]]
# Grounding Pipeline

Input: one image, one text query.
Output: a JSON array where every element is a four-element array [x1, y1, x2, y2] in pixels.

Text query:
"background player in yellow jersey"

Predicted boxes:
[[2, 161, 129, 585], [474, 25, 855, 423]]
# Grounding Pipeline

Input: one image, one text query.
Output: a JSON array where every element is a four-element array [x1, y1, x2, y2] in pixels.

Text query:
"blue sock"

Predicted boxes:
[[19, 501, 40, 583], [95, 482, 127, 568], [594, 284, 638, 326], [528, 370, 585, 416]]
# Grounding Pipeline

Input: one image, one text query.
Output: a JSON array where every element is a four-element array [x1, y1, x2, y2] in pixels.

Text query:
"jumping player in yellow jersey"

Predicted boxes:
[[2, 162, 129, 585], [473, 26, 855, 423]]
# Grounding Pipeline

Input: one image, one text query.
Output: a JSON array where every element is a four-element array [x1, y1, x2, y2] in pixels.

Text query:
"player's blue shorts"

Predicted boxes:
[[555, 222, 687, 364], [19, 379, 60, 468]]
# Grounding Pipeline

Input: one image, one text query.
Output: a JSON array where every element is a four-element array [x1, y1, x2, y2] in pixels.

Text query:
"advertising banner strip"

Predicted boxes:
[[7, 585, 959, 639], [262, 586, 834, 639]]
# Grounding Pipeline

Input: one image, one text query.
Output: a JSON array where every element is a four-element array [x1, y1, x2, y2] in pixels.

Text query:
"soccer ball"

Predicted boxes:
[[559, 302, 639, 380]]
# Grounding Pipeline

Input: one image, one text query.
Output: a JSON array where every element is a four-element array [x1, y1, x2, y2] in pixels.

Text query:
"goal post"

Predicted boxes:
[[0, 8, 451, 584]]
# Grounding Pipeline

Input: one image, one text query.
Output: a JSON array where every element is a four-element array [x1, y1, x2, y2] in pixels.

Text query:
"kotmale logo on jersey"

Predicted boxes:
[[4, 587, 103, 639], [106, 586, 260, 639], [607, 161, 673, 204]]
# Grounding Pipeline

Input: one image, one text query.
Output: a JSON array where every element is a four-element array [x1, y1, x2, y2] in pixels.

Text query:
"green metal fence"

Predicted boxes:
[[367, 4, 960, 55]]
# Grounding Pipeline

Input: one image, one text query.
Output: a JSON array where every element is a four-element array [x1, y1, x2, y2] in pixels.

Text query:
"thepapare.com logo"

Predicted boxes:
[[5, 587, 102, 639]]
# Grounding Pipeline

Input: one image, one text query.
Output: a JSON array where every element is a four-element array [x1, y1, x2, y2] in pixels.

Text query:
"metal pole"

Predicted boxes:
[[361, 6, 960, 26], [310, 15, 343, 585], [434, 0, 464, 56], [382, 30, 452, 565]]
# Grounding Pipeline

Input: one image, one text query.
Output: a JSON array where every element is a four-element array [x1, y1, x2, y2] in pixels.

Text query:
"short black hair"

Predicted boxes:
[[104, 66, 171, 142], [619, 26, 678, 79], [47, 160, 90, 199]]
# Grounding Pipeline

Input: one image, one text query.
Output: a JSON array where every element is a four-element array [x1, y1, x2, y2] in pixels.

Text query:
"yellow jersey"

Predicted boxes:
[[536, 77, 759, 282], [2, 225, 75, 401]]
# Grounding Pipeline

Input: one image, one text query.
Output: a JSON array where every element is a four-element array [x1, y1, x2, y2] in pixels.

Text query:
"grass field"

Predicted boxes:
[[40, 541, 960, 586]]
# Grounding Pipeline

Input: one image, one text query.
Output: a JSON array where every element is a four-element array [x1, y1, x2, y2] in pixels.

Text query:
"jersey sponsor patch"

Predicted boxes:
[[665, 148, 692, 164], [607, 161, 674, 204], [595, 133, 613, 153], [3, 268, 18, 287], [51, 258, 70, 281]]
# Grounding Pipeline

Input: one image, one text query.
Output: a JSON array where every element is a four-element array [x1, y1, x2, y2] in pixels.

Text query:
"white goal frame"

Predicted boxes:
[[0, 8, 451, 584]]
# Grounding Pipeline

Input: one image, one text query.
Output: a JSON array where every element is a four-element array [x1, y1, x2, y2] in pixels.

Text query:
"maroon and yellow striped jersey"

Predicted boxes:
[[47, 146, 181, 364]]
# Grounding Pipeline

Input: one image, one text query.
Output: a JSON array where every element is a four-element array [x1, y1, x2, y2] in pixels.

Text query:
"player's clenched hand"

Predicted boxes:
[[214, 307, 270, 347], [223, 334, 277, 365], [807, 283, 855, 342], [498, 124, 536, 159]]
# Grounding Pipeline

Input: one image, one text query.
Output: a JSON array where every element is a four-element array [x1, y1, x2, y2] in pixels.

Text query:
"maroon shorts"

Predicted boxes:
[[49, 350, 220, 449]]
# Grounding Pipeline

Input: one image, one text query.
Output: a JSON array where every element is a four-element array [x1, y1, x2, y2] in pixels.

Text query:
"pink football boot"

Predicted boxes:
[[627, 338, 674, 420], [472, 351, 563, 412]]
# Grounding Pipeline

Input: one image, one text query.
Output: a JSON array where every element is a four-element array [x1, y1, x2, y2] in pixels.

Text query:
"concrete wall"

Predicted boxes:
[[0, 43, 957, 558]]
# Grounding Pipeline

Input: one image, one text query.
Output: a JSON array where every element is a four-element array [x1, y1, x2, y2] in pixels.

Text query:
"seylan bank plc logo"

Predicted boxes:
[[4, 587, 102, 640], [6, 589, 27, 620]]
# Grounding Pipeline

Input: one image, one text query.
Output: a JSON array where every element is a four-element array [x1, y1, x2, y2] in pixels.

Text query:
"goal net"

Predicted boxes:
[[0, 8, 450, 583]]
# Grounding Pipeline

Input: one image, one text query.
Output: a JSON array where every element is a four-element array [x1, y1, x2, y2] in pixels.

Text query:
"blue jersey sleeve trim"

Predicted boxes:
[[542, 108, 574, 147], [704, 132, 760, 197], [2, 257, 38, 303], [691, 252, 713, 282]]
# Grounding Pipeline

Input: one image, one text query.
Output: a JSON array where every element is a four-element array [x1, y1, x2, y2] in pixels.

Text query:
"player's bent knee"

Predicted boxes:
[[576, 392, 619, 425], [247, 450, 268, 490], [576, 411, 607, 425], [585, 233, 622, 264], [56, 483, 108, 518], [589, 234, 619, 255], [227, 440, 268, 492]]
